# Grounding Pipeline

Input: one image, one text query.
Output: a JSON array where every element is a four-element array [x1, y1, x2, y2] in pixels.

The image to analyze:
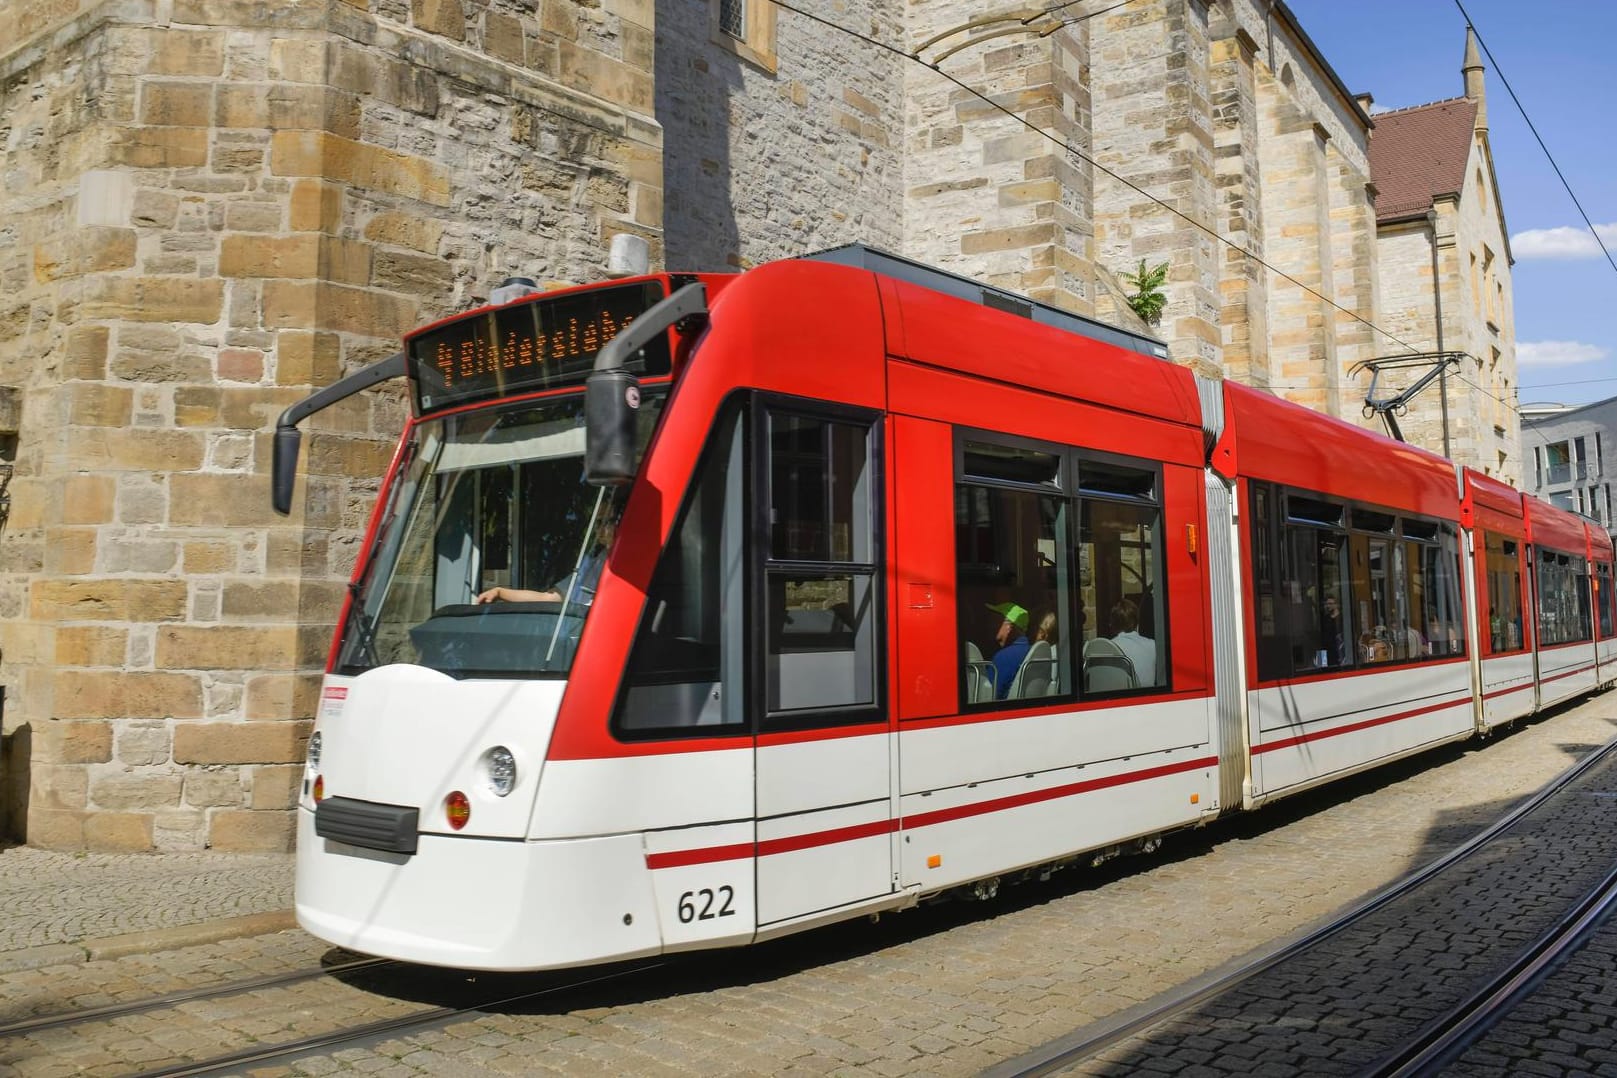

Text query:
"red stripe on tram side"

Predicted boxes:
[[1482, 682, 1533, 702], [902, 755, 1218, 831], [645, 842, 755, 870], [1252, 694, 1471, 755], [757, 818, 898, 857], [644, 755, 1219, 869], [1541, 663, 1596, 685]]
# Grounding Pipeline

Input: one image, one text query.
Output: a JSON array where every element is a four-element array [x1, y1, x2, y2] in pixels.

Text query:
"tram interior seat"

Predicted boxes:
[[964, 641, 998, 703], [1008, 640, 1058, 699], [1082, 637, 1136, 692]]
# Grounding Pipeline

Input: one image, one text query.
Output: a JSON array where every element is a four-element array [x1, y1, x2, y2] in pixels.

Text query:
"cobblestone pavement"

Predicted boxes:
[[0, 846, 292, 970], [1052, 732, 1617, 1075], [1449, 910, 1617, 1075], [0, 698, 1614, 1076]]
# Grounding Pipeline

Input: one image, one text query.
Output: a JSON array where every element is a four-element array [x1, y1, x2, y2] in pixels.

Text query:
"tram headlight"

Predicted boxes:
[[306, 731, 322, 771], [481, 746, 518, 797]]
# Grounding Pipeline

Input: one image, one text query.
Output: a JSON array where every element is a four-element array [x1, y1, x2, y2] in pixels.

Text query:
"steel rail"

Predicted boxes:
[[983, 735, 1617, 1078], [1371, 860, 1617, 1077], [125, 959, 666, 1078], [0, 954, 392, 1038]]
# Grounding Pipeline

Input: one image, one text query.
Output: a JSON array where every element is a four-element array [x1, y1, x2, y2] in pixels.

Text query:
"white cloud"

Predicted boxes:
[[1510, 223, 1617, 260], [1517, 340, 1608, 367]]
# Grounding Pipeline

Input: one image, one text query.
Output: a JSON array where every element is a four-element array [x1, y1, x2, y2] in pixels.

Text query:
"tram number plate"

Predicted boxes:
[[677, 886, 736, 923]]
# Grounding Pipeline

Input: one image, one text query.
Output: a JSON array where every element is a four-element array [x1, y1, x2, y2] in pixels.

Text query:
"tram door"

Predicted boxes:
[[751, 401, 894, 927]]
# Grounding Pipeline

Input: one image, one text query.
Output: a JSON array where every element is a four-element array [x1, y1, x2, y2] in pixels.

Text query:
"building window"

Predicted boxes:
[[1547, 441, 1571, 486], [1483, 247, 1497, 325], [710, 0, 777, 72]]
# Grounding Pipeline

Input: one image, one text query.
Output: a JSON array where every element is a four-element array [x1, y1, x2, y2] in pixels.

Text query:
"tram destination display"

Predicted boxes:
[[407, 279, 671, 413]]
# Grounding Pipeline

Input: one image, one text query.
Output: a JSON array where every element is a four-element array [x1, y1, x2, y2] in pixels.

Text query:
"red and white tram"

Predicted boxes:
[[274, 246, 1614, 971]]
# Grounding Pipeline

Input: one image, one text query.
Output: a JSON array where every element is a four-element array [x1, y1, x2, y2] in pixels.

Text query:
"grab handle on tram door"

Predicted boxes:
[[584, 282, 708, 486]]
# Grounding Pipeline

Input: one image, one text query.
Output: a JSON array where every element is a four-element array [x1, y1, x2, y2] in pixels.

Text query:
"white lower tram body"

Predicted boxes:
[[299, 667, 1223, 971]]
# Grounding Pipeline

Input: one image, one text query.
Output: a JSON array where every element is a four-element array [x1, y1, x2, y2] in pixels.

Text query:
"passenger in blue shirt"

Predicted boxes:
[[986, 601, 1031, 699]]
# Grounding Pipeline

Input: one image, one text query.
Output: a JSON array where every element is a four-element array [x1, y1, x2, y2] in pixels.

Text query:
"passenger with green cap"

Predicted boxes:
[[986, 601, 1031, 699]]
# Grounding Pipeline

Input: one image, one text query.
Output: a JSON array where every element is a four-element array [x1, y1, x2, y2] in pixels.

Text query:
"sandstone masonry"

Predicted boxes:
[[0, 0, 659, 850]]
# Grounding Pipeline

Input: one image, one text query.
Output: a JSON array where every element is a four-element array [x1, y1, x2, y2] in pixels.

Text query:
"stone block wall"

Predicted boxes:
[[658, 0, 902, 271], [1090, 0, 1220, 376], [902, 6, 1094, 311], [0, 0, 660, 849]]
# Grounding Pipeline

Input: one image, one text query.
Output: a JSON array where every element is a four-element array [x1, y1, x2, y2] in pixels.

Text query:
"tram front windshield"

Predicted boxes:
[[336, 394, 662, 678]]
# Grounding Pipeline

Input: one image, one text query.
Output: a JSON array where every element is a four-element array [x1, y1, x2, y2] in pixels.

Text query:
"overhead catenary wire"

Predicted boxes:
[[768, 0, 1541, 421], [769, 2, 1435, 360]]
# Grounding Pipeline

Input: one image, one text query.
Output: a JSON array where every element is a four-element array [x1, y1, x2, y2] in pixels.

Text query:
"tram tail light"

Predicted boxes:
[[445, 791, 471, 830], [312, 775, 325, 803]]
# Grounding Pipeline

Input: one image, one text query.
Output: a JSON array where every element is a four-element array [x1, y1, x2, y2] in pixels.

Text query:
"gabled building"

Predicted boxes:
[[1369, 29, 1519, 483]]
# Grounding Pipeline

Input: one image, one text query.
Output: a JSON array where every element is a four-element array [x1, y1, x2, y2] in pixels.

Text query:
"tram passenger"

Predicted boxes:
[[1319, 594, 1346, 666], [1388, 615, 1425, 659], [1032, 609, 1060, 646], [476, 512, 617, 607], [1108, 598, 1156, 684], [985, 602, 1031, 699], [1359, 628, 1391, 663], [1427, 616, 1459, 655]]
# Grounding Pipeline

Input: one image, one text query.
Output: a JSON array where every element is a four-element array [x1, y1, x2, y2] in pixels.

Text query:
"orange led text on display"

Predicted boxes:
[[432, 311, 636, 389]]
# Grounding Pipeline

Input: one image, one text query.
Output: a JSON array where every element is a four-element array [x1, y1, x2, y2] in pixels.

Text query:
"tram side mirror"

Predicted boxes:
[[584, 369, 640, 486], [582, 281, 708, 487], [272, 426, 302, 515], [267, 352, 407, 516]]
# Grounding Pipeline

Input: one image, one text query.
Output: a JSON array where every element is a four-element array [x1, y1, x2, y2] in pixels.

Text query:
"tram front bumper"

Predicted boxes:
[[294, 808, 661, 971]]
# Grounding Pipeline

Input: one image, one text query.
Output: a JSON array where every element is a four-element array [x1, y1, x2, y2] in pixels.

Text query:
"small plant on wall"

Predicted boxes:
[[1120, 259, 1169, 327]]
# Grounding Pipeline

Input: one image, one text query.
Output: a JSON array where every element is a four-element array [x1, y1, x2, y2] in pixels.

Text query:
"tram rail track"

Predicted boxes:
[[987, 735, 1617, 1078], [0, 953, 393, 1039], [124, 959, 666, 1078], [1369, 860, 1617, 1077]]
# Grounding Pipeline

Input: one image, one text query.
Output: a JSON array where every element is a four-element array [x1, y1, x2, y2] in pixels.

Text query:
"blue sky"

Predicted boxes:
[[1292, 1, 1617, 407]]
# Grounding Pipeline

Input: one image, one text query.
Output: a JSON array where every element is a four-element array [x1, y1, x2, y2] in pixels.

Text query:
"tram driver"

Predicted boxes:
[[475, 512, 618, 607]]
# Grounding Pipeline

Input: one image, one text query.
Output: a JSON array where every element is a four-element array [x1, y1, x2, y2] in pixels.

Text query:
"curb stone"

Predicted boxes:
[[0, 909, 297, 975]]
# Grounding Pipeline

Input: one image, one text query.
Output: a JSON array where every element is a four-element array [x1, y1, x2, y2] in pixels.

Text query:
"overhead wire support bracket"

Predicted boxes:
[[1347, 351, 1467, 444]]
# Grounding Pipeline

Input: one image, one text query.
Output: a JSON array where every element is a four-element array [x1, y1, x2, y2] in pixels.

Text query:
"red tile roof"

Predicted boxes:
[[1369, 97, 1479, 223]]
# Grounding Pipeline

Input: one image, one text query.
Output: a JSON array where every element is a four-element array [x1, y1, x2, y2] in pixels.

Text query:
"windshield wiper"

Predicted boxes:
[[343, 582, 381, 669]]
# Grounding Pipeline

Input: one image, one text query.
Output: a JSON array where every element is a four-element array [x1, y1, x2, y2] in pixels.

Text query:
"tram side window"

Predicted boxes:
[[1077, 463, 1165, 694], [955, 438, 1072, 705], [954, 436, 1166, 704], [617, 409, 746, 735], [762, 410, 880, 720], [1536, 550, 1592, 646], [1347, 510, 1398, 664], [1484, 533, 1524, 653], [1425, 524, 1466, 657], [1599, 563, 1615, 639], [1251, 487, 1463, 681]]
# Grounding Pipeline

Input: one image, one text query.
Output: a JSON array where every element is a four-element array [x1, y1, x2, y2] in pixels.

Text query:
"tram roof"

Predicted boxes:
[[799, 245, 1170, 362]]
